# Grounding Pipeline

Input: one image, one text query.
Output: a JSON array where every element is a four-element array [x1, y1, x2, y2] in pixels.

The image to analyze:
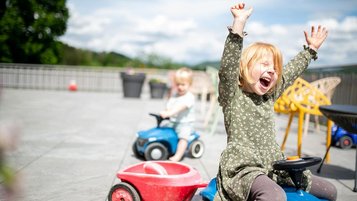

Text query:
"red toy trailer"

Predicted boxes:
[[108, 161, 208, 201]]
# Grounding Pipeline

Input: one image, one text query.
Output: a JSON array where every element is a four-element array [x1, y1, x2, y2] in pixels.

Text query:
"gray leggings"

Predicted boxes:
[[248, 174, 337, 201]]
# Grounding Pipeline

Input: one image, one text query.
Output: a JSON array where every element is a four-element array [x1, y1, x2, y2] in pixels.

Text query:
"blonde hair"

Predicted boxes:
[[239, 42, 283, 93], [174, 67, 193, 85]]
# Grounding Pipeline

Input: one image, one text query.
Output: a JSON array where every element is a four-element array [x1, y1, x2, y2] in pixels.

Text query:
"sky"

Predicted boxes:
[[60, 0, 357, 68]]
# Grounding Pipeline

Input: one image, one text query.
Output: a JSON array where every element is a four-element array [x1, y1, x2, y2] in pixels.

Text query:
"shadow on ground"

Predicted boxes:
[[309, 164, 355, 180]]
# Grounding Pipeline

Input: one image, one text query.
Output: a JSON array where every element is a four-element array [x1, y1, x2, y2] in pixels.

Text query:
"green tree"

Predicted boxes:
[[0, 0, 69, 64], [141, 52, 182, 69]]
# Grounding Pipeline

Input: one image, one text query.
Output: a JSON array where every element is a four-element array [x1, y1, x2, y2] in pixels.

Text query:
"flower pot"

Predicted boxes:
[[120, 72, 146, 98], [149, 82, 167, 99]]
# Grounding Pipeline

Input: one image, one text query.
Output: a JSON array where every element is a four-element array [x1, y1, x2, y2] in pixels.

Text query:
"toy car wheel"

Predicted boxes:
[[144, 142, 169, 160], [108, 182, 141, 201], [339, 135, 353, 149], [132, 140, 142, 159], [188, 140, 205, 158]]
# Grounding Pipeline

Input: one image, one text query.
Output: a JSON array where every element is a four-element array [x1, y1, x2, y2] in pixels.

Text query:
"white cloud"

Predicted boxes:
[[65, 4, 111, 36], [61, 0, 357, 67], [137, 15, 196, 37]]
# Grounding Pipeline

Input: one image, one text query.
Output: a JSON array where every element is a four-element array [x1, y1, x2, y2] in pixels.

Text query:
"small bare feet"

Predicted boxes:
[[169, 156, 181, 162]]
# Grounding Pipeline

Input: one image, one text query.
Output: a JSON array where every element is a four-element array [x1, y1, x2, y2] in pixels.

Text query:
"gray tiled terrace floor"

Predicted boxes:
[[0, 89, 356, 201]]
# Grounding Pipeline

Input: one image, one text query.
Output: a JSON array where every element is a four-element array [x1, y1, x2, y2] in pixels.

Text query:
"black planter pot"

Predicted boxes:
[[149, 82, 167, 99], [120, 72, 146, 98]]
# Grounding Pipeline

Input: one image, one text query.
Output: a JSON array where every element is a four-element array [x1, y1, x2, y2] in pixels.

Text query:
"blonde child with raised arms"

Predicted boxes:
[[214, 2, 337, 201]]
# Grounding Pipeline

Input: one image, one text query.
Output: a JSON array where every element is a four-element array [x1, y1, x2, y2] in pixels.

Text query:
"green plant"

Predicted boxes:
[[149, 78, 166, 84]]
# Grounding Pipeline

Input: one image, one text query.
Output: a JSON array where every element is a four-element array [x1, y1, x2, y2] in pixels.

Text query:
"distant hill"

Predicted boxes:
[[58, 42, 189, 70], [193, 62, 357, 73], [58, 41, 225, 70], [306, 64, 357, 73], [193, 61, 220, 70], [59, 42, 135, 67]]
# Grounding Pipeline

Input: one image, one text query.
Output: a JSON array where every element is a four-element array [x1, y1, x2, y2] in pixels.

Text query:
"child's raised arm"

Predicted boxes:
[[274, 25, 329, 97], [230, 3, 253, 37], [160, 105, 187, 119], [304, 25, 328, 51]]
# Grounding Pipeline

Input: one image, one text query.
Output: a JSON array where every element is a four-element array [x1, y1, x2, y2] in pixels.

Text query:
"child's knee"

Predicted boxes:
[[175, 123, 193, 140], [249, 175, 287, 201], [251, 185, 286, 201], [272, 186, 287, 201], [310, 175, 337, 201]]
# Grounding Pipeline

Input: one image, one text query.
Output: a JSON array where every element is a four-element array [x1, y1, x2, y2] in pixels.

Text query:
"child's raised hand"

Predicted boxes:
[[230, 3, 253, 36], [304, 25, 328, 51], [230, 3, 253, 22]]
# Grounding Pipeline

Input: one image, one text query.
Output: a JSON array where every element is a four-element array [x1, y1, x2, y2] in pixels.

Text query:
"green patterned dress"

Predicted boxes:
[[214, 31, 317, 201]]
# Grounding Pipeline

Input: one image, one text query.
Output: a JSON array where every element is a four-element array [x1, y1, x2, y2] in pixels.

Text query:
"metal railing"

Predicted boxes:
[[1, 63, 356, 105], [0, 63, 127, 92]]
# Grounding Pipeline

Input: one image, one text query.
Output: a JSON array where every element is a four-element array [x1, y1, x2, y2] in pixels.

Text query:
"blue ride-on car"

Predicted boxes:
[[132, 113, 205, 161], [331, 124, 357, 149], [200, 157, 330, 201]]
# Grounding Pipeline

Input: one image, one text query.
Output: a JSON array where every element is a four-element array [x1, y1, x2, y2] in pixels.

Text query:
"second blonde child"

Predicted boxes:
[[160, 67, 195, 162]]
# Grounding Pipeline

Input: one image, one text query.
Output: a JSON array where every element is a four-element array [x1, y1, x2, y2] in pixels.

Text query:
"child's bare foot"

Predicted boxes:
[[169, 156, 181, 162]]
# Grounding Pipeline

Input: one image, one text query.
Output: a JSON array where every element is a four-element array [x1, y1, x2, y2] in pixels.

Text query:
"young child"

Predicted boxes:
[[160, 67, 195, 162], [214, 3, 337, 201]]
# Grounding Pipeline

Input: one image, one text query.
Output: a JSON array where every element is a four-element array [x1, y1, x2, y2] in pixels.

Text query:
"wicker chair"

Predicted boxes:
[[303, 77, 341, 136], [203, 66, 220, 135]]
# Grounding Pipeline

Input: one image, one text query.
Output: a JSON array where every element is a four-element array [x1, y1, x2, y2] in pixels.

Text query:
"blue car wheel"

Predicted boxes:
[[188, 140, 205, 158], [339, 135, 353, 149], [132, 140, 143, 159], [144, 142, 169, 161]]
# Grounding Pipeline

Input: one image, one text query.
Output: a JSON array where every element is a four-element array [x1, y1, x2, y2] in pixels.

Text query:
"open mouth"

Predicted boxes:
[[259, 77, 271, 88]]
